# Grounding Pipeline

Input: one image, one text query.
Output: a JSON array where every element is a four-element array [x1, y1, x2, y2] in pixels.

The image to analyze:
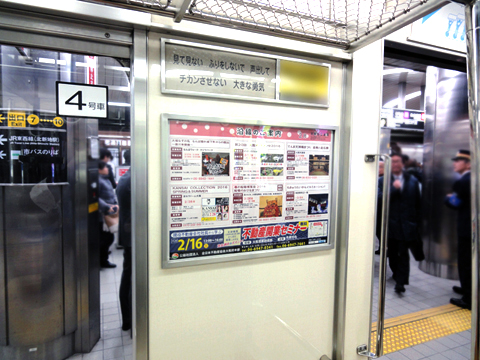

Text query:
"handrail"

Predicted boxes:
[[357, 154, 391, 359]]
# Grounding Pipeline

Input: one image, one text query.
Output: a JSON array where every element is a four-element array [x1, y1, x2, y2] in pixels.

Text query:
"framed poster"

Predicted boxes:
[[162, 115, 338, 268]]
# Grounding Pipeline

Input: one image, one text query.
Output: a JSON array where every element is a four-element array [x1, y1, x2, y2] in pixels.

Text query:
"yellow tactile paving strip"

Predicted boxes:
[[370, 304, 471, 354]]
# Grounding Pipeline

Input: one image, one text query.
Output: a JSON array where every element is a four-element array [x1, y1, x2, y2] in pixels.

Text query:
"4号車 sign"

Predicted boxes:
[[56, 82, 109, 118]]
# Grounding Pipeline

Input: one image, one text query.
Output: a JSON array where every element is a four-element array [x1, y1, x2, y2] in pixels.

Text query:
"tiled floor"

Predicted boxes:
[[67, 247, 132, 360], [372, 252, 472, 359]]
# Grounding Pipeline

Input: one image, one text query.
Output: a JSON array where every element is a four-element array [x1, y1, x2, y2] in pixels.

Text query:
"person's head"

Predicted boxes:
[[378, 160, 385, 177], [98, 160, 109, 175], [123, 149, 131, 165], [100, 148, 112, 163], [452, 150, 471, 174], [391, 152, 404, 175]]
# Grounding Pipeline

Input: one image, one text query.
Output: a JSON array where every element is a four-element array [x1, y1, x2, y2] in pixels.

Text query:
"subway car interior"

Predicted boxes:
[[1, 1, 480, 360]]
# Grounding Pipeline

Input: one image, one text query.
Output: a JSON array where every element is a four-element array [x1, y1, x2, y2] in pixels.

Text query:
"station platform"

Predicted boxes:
[[372, 254, 471, 359]]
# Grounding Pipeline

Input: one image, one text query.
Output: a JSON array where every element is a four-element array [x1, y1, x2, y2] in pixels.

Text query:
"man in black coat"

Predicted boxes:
[[117, 150, 132, 331], [445, 150, 472, 310], [379, 152, 422, 293]]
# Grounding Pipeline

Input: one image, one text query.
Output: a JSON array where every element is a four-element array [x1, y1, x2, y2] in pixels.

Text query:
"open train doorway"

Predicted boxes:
[[370, 40, 472, 358], [0, 43, 133, 360]]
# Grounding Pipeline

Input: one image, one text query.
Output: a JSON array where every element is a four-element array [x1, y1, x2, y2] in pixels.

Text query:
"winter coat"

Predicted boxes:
[[116, 169, 131, 247], [378, 171, 422, 242]]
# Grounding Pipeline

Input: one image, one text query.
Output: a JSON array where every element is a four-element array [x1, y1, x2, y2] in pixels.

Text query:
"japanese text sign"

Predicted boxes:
[[163, 42, 277, 100], [56, 82, 108, 118]]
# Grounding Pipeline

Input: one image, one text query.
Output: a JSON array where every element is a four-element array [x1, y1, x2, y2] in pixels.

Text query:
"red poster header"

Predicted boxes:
[[169, 121, 331, 142]]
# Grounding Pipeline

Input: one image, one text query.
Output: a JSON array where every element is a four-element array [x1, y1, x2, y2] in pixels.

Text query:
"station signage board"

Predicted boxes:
[[162, 115, 337, 268], [161, 39, 330, 107], [0, 111, 67, 184]]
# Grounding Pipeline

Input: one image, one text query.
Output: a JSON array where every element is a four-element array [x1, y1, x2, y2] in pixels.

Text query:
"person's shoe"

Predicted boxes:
[[101, 261, 117, 268], [450, 297, 471, 310], [375, 249, 380, 255], [394, 284, 406, 293], [453, 286, 464, 295], [122, 323, 132, 331]]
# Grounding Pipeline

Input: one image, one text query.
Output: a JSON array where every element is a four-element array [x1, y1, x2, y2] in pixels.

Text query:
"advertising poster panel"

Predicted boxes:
[[164, 117, 335, 266]]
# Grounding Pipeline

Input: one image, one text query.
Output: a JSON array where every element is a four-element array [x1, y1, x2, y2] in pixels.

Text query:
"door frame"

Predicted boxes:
[[0, 4, 149, 360]]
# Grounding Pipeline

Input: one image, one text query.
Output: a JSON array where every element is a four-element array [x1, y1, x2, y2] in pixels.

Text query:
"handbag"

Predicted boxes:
[[104, 207, 119, 233]]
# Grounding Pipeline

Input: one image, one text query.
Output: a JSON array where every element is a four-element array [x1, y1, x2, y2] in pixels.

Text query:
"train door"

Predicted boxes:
[[0, 8, 139, 360]]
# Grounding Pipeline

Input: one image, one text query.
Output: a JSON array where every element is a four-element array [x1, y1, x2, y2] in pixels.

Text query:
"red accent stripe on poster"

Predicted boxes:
[[169, 121, 331, 142]]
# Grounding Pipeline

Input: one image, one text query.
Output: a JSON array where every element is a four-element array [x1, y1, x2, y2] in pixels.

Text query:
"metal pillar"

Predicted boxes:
[[464, 2, 480, 359], [398, 81, 407, 109]]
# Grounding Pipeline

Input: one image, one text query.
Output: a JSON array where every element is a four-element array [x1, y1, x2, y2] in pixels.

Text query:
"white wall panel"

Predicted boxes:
[[147, 27, 344, 359]]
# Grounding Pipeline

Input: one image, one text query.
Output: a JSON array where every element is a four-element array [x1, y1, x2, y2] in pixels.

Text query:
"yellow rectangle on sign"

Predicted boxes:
[[8, 112, 26, 127], [279, 60, 329, 106], [89, 202, 99, 213]]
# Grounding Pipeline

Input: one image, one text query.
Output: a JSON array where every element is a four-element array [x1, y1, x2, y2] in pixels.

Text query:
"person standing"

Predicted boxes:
[[98, 161, 118, 268], [378, 152, 422, 293], [446, 150, 472, 310], [117, 150, 132, 331], [100, 148, 117, 189]]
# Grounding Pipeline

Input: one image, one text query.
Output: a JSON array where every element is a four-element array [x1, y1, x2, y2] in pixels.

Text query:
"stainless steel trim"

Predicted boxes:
[[0, 29, 130, 58], [346, 1, 450, 53], [357, 154, 391, 359], [0, 0, 152, 28], [464, 2, 480, 359], [0, 7, 132, 45], [332, 61, 352, 360], [132, 28, 149, 360], [160, 38, 332, 108], [161, 114, 338, 269]]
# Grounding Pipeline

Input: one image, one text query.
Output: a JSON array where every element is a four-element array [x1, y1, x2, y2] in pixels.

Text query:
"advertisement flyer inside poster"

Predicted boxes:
[[166, 119, 334, 265]]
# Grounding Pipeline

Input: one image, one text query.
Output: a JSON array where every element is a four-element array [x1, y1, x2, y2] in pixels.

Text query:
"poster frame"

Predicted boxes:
[[160, 38, 331, 108], [161, 114, 339, 268]]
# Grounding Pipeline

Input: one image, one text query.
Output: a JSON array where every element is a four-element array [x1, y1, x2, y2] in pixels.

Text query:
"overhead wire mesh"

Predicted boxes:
[[187, 0, 433, 47], [84, 0, 437, 48]]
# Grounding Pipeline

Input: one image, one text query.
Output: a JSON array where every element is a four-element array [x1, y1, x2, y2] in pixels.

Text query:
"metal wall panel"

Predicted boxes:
[[420, 67, 470, 279], [0, 189, 5, 346], [74, 118, 101, 353], [64, 120, 77, 336], [5, 185, 64, 346]]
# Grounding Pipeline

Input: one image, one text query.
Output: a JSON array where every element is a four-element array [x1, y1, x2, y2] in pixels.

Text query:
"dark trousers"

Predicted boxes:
[[119, 247, 132, 329], [99, 223, 114, 265], [458, 235, 472, 304], [387, 238, 410, 286]]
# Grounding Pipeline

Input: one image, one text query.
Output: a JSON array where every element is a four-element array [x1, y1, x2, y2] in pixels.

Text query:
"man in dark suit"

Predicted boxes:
[[378, 152, 422, 293], [117, 150, 132, 331], [446, 150, 472, 310]]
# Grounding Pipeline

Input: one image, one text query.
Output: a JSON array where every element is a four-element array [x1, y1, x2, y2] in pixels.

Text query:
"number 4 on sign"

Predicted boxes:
[[65, 91, 86, 110]]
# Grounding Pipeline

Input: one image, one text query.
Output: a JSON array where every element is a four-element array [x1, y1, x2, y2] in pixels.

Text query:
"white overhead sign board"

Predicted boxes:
[[408, 3, 466, 54], [56, 82, 109, 118]]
